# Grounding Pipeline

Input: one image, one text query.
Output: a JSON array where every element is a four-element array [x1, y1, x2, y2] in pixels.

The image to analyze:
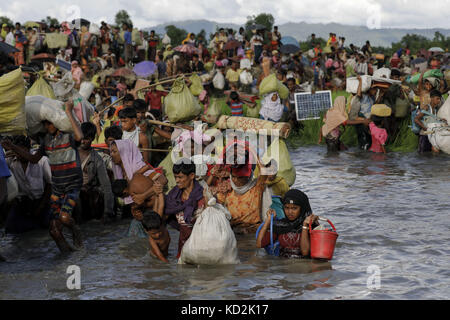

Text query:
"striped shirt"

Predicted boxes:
[[39, 132, 83, 195], [228, 101, 244, 117]]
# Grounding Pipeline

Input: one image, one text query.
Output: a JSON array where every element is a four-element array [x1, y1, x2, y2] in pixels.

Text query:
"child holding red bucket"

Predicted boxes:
[[256, 189, 320, 259]]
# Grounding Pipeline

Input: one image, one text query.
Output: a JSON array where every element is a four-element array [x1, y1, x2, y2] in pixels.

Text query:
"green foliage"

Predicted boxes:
[[115, 10, 133, 29], [0, 16, 13, 27], [165, 24, 188, 46], [387, 32, 450, 56], [41, 16, 59, 27], [299, 36, 327, 52], [245, 13, 275, 41], [386, 117, 419, 153]]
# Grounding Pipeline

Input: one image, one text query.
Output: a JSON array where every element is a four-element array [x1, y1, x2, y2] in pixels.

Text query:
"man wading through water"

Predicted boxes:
[[1, 99, 84, 253]]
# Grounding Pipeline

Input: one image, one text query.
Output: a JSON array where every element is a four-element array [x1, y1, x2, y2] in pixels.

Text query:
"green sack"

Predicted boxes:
[[259, 73, 289, 99], [204, 61, 214, 72], [408, 69, 443, 84], [132, 29, 142, 46], [259, 74, 278, 97], [165, 79, 202, 123], [261, 138, 296, 187], [394, 97, 409, 118], [159, 150, 176, 193], [205, 98, 222, 124], [26, 75, 56, 99], [189, 74, 203, 96], [245, 100, 261, 118], [277, 81, 289, 100]]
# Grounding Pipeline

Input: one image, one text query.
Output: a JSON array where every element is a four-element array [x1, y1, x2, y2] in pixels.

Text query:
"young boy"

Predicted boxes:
[[142, 210, 170, 263], [118, 107, 150, 163], [1, 100, 83, 253], [227, 91, 244, 117]]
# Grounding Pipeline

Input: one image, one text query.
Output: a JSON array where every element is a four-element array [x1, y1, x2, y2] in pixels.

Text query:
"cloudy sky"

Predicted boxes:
[[1, 0, 449, 29]]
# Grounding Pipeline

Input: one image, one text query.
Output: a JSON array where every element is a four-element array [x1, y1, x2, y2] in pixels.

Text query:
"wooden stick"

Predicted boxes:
[[136, 77, 183, 92], [99, 96, 125, 114], [147, 119, 193, 130], [139, 148, 171, 153]]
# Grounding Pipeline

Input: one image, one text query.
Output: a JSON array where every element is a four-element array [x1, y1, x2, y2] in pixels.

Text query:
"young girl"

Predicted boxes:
[[368, 115, 388, 153], [256, 189, 319, 259]]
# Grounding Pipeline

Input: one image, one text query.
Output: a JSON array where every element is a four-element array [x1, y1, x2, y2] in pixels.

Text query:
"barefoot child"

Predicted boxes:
[[142, 210, 170, 263]]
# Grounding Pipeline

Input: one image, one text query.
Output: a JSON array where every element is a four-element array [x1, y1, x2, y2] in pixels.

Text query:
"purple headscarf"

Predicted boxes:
[[111, 139, 153, 205]]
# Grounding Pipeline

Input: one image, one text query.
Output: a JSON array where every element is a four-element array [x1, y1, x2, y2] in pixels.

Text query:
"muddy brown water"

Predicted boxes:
[[1, 146, 449, 299]]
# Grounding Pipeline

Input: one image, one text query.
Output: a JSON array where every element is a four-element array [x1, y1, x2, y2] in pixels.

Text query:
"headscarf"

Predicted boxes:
[[164, 180, 204, 224], [322, 96, 348, 136], [111, 139, 154, 204], [259, 92, 284, 122], [272, 189, 313, 234]]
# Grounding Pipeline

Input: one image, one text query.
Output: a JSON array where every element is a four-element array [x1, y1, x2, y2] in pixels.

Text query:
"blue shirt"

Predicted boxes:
[[0, 145, 11, 178], [124, 31, 132, 45]]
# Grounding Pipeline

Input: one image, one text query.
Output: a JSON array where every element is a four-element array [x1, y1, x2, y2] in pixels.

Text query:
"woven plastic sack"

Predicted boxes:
[[213, 71, 225, 90], [162, 33, 171, 45], [178, 197, 240, 265], [45, 33, 68, 49], [132, 28, 142, 46], [79, 81, 95, 100], [189, 73, 203, 96], [245, 100, 261, 118], [409, 69, 443, 84], [239, 70, 253, 85], [346, 76, 372, 94], [394, 97, 410, 118], [26, 74, 56, 99], [259, 74, 278, 97], [0, 69, 26, 135], [277, 80, 289, 99], [260, 137, 296, 187], [205, 98, 222, 124], [165, 79, 202, 123], [25, 95, 81, 135]]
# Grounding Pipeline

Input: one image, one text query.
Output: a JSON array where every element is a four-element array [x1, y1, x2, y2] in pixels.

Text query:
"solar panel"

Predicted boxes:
[[294, 90, 332, 121]]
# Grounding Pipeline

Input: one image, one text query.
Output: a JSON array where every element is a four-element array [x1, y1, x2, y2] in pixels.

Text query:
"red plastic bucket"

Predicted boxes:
[[309, 219, 338, 260]]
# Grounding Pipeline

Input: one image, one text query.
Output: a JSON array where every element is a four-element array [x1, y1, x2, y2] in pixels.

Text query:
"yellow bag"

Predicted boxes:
[[165, 79, 202, 123], [256, 138, 296, 187], [189, 74, 203, 96], [371, 104, 392, 117], [26, 73, 56, 99], [45, 33, 68, 49], [0, 69, 26, 135]]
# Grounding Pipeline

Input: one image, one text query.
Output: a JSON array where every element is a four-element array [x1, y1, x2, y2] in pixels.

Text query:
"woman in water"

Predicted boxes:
[[256, 189, 319, 258]]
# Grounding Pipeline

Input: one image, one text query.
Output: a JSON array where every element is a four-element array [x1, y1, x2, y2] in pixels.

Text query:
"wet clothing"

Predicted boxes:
[[39, 132, 83, 196], [80, 149, 114, 216], [49, 189, 80, 220], [369, 122, 388, 153]]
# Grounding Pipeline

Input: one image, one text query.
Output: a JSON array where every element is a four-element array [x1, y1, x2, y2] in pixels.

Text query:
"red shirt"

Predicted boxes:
[[145, 90, 168, 111]]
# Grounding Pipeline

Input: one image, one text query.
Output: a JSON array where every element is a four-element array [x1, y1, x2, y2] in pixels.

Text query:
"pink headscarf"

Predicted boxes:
[[112, 140, 153, 204]]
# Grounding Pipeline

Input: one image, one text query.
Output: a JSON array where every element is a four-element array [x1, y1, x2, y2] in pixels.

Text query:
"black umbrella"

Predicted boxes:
[[71, 18, 90, 28], [0, 42, 19, 54], [247, 24, 266, 30], [280, 44, 300, 54]]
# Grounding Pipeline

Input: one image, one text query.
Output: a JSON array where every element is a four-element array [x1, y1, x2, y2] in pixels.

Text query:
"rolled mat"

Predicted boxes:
[[216, 115, 291, 138]]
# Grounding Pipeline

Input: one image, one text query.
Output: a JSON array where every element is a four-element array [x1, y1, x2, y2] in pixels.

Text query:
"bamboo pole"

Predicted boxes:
[[136, 77, 183, 92], [147, 119, 193, 130], [139, 148, 171, 153], [99, 96, 125, 115]]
